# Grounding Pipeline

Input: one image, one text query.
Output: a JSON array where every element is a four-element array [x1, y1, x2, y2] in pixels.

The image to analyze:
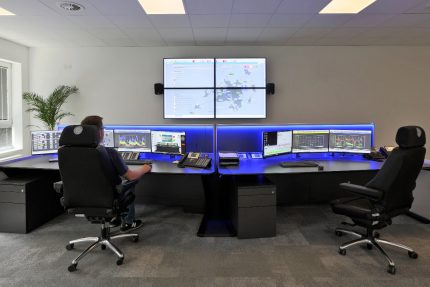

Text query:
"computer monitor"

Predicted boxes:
[[292, 130, 329, 153], [164, 89, 214, 119], [151, 130, 186, 155], [113, 129, 151, 152], [31, 130, 62, 155], [164, 58, 214, 88], [103, 129, 114, 147], [263, 130, 292, 158], [215, 89, 266, 119], [329, 130, 372, 154]]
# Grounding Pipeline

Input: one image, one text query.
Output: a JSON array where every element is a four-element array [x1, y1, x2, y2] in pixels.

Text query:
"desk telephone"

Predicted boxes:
[[177, 152, 211, 168]]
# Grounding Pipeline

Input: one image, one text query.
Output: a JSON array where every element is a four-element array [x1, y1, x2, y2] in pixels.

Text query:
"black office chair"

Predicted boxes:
[[55, 125, 139, 272], [331, 126, 426, 274]]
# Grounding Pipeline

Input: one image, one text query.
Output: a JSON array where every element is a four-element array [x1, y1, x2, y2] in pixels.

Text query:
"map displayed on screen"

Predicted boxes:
[[216, 89, 266, 118], [164, 89, 214, 118], [216, 58, 266, 88], [164, 58, 214, 88]]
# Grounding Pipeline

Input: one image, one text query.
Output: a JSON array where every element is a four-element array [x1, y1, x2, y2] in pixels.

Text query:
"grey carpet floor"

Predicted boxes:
[[1, 205, 430, 287]]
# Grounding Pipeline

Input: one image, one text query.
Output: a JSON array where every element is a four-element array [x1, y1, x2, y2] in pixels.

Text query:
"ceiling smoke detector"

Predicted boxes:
[[58, 1, 85, 12]]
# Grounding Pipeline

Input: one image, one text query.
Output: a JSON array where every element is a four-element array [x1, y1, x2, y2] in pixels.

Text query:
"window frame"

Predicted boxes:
[[0, 60, 12, 129]]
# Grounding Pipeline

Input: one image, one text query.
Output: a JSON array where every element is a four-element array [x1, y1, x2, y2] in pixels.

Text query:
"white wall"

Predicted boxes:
[[29, 46, 430, 147], [0, 37, 29, 159]]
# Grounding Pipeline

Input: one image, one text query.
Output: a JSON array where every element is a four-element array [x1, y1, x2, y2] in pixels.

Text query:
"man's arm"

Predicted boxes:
[[123, 164, 151, 181]]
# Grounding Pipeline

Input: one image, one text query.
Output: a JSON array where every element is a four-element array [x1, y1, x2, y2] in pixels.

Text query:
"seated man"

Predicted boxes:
[[81, 115, 151, 232]]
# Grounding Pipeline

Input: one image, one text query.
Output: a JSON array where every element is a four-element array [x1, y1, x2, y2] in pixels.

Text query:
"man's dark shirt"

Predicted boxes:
[[105, 147, 128, 185]]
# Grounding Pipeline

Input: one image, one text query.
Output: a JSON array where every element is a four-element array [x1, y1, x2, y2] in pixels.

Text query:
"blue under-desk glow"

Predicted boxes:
[[216, 123, 375, 155]]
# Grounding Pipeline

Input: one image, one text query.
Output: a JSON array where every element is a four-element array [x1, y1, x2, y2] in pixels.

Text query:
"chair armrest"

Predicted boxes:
[[339, 183, 383, 200], [116, 179, 138, 193], [53, 181, 63, 194]]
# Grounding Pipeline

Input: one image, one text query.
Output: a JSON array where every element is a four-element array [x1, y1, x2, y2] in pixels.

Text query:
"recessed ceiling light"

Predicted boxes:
[[0, 6, 15, 16], [319, 0, 376, 14], [137, 0, 186, 14], [57, 1, 85, 12]]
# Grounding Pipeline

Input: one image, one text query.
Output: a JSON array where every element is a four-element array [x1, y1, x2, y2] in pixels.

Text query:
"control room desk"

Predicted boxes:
[[218, 157, 430, 223], [0, 155, 215, 233]]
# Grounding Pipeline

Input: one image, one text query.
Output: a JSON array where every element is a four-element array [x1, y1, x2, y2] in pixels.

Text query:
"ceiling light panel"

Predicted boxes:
[[0, 6, 15, 16], [138, 0, 186, 14], [319, 0, 376, 14]]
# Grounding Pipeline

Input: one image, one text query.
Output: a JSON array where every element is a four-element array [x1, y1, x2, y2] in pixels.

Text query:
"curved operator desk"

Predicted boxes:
[[0, 154, 215, 175]]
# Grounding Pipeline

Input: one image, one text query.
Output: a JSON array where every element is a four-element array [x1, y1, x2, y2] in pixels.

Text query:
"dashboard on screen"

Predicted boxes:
[[163, 58, 267, 119]]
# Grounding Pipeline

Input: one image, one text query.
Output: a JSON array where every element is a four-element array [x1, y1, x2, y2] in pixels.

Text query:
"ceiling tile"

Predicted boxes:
[[148, 15, 190, 28], [38, 0, 102, 16], [277, 0, 331, 14], [324, 27, 369, 38], [102, 38, 137, 46], [342, 14, 395, 27], [0, 15, 76, 30], [292, 27, 332, 38], [232, 0, 282, 14], [67, 15, 115, 28], [229, 14, 272, 27], [88, 0, 144, 16], [378, 14, 430, 27], [158, 28, 194, 43], [0, 0, 55, 16], [305, 14, 354, 28], [123, 28, 162, 41], [257, 27, 298, 43], [190, 14, 230, 28], [362, 0, 427, 14], [184, 0, 233, 15], [193, 28, 227, 41], [226, 27, 263, 42], [87, 27, 129, 39], [107, 15, 153, 28], [285, 37, 318, 45], [268, 14, 313, 27]]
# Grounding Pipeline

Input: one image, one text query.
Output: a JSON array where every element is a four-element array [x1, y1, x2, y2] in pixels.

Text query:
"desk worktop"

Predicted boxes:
[[0, 155, 215, 175]]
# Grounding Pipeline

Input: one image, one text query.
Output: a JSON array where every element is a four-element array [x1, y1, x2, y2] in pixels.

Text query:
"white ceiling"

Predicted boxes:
[[1, 0, 430, 47]]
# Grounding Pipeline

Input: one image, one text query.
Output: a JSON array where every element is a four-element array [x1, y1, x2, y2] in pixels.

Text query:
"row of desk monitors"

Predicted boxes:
[[31, 128, 373, 158], [31, 130, 186, 155], [263, 129, 372, 157]]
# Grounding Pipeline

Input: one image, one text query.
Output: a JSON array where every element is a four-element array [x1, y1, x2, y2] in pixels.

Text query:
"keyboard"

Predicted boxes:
[[124, 159, 152, 165], [279, 161, 320, 168]]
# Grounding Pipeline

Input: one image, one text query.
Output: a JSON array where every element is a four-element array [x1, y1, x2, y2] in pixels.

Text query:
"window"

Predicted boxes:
[[0, 61, 12, 151]]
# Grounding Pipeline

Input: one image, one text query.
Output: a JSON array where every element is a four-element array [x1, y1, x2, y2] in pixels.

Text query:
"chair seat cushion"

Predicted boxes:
[[331, 197, 374, 220]]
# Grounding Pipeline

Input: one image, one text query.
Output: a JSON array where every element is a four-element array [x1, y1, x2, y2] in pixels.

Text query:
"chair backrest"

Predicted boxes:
[[366, 126, 426, 212], [58, 125, 116, 209]]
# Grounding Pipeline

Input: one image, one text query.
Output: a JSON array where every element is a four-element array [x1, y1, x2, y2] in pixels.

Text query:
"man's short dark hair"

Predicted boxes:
[[81, 115, 103, 130]]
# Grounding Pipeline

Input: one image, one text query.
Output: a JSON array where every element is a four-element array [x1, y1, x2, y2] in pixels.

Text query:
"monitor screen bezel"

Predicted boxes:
[[262, 130, 293, 158], [31, 130, 62, 155], [291, 130, 330, 153], [328, 129, 373, 154], [113, 129, 152, 152], [150, 130, 186, 155]]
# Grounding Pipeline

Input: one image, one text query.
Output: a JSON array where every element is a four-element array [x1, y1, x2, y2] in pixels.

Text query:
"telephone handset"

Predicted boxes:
[[379, 146, 395, 158], [177, 152, 211, 169]]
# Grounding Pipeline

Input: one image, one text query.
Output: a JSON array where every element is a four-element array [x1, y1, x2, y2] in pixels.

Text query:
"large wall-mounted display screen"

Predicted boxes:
[[163, 58, 266, 119]]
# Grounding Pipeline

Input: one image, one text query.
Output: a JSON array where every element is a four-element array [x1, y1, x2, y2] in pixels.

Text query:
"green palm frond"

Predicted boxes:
[[23, 85, 79, 130]]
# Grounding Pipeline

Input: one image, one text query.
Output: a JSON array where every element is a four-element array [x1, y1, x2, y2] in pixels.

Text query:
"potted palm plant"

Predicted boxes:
[[23, 85, 79, 130]]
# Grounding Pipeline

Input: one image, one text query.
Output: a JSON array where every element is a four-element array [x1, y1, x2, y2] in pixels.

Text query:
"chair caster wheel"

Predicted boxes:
[[116, 258, 124, 266], [68, 264, 77, 272], [101, 244, 106, 250], [366, 243, 373, 250], [374, 232, 380, 238], [66, 243, 74, 250], [388, 265, 396, 275], [132, 236, 139, 243], [335, 230, 343, 237], [339, 249, 346, 255], [408, 251, 418, 259]]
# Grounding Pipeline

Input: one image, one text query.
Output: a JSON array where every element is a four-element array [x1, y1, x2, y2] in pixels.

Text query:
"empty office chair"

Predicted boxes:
[[332, 126, 426, 274], [55, 125, 139, 272]]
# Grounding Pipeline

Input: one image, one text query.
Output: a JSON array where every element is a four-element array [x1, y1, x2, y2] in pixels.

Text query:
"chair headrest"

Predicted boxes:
[[395, 126, 426, 148], [59, 125, 100, 147]]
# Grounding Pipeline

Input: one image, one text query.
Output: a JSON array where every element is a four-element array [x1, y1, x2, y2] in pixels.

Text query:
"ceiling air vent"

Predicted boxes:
[[57, 1, 85, 12]]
